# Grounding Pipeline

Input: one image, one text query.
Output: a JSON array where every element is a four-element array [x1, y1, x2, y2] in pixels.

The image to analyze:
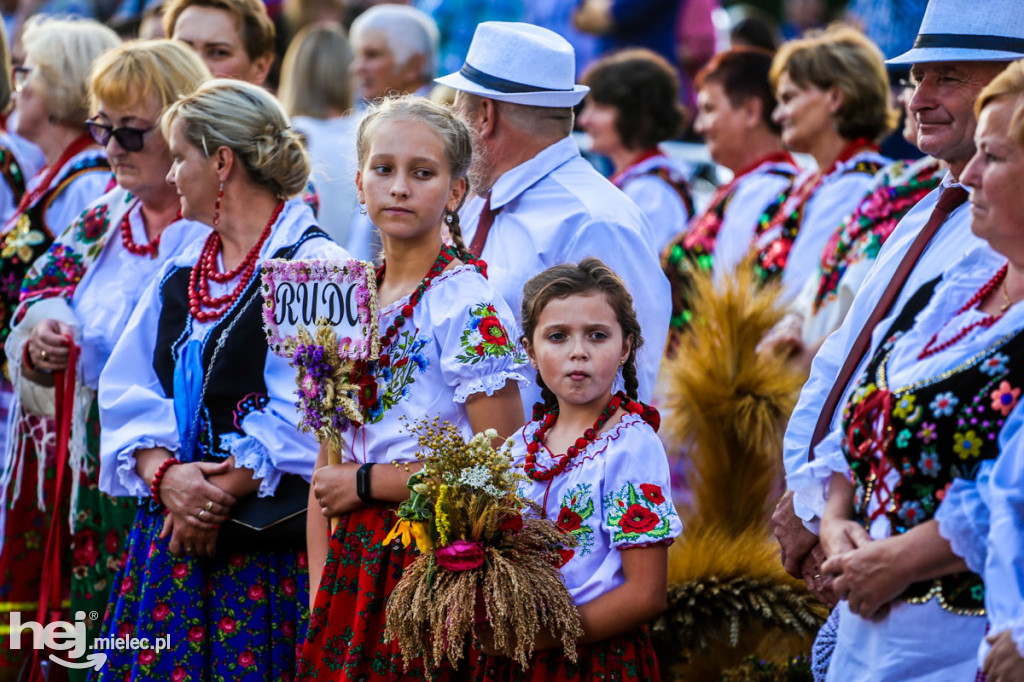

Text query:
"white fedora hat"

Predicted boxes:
[[435, 22, 589, 108], [888, 0, 1024, 65]]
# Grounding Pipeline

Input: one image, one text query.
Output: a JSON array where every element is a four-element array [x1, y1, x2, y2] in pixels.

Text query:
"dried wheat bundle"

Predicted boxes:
[[383, 418, 582, 669], [655, 261, 824, 678]]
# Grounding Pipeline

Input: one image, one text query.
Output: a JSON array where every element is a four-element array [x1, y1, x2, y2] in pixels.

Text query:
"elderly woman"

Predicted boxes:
[[791, 60, 1024, 682], [2, 40, 211, 669], [579, 48, 692, 252], [94, 79, 347, 678], [661, 47, 799, 336], [760, 26, 894, 299], [0, 17, 118, 671], [765, 76, 945, 369]]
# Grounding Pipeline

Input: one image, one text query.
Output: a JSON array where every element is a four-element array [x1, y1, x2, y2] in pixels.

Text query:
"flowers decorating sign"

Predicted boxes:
[[260, 259, 379, 456]]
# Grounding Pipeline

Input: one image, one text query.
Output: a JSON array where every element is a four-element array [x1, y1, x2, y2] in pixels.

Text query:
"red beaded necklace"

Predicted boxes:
[[375, 244, 456, 351], [188, 200, 284, 322], [120, 199, 176, 258], [525, 393, 626, 481], [918, 263, 1010, 360]]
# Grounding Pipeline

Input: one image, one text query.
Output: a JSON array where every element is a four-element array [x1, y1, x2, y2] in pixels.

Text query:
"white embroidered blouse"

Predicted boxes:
[[511, 412, 682, 605]]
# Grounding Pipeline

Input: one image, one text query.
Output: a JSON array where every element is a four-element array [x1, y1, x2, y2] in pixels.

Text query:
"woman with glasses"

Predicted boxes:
[[0, 16, 118, 674], [1, 40, 211, 672], [94, 78, 345, 680]]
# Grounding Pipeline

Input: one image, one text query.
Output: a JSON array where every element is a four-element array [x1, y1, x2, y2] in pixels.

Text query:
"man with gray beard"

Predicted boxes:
[[437, 21, 671, 411]]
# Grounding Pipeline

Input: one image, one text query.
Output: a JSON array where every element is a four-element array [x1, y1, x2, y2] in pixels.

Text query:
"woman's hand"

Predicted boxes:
[[311, 463, 361, 516], [161, 513, 220, 558], [758, 311, 805, 358], [984, 630, 1024, 681], [822, 536, 905, 620], [158, 460, 237, 528], [28, 318, 74, 372], [819, 516, 871, 558]]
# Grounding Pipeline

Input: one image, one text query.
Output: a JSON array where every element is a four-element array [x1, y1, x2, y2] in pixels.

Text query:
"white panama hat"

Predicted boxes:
[[888, 0, 1024, 65], [435, 22, 589, 108]]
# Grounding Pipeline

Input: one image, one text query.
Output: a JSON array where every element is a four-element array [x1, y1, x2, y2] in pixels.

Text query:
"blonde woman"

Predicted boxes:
[[95, 79, 348, 679], [3, 40, 211, 670]]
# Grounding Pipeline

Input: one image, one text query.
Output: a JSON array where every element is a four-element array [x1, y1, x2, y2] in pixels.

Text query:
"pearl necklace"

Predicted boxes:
[[188, 200, 283, 322]]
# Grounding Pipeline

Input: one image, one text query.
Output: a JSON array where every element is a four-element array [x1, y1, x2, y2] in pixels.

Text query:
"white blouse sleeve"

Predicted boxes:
[[219, 237, 351, 494], [934, 471, 989, 574], [430, 270, 528, 404], [978, 404, 1024, 656], [788, 425, 850, 534], [621, 175, 689, 253], [599, 419, 682, 548], [98, 267, 179, 498], [47, 169, 112, 237]]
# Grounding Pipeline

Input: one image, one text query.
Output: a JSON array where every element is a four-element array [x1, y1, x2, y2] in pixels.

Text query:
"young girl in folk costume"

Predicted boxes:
[[296, 97, 527, 681], [476, 259, 682, 681]]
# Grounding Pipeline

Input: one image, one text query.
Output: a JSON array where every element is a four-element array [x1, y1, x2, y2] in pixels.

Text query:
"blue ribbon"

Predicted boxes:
[[172, 340, 204, 464]]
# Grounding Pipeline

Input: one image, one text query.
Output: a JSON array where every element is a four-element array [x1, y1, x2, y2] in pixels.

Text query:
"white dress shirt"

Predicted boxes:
[[784, 173, 986, 529], [461, 136, 671, 410]]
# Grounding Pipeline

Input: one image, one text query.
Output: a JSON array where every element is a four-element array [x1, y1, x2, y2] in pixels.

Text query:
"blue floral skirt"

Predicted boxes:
[[91, 503, 308, 681]]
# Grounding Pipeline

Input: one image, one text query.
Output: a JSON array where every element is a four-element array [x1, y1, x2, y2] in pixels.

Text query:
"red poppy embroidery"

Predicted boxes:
[[640, 483, 665, 505], [618, 504, 660, 535]]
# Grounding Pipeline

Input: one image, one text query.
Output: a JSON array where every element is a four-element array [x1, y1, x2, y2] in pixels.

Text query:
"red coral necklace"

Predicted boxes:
[[120, 199, 182, 258], [918, 263, 1009, 360], [188, 200, 283, 322], [525, 393, 629, 481]]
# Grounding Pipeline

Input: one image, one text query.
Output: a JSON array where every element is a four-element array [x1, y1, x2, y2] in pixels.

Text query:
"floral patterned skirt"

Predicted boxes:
[[0, 415, 62, 671], [92, 503, 309, 681], [473, 626, 661, 682], [68, 396, 138, 682], [296, 502, 459, 681]]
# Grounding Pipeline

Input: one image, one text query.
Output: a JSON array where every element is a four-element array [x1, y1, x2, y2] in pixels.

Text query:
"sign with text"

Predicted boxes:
[[261, 259, 379, 360]]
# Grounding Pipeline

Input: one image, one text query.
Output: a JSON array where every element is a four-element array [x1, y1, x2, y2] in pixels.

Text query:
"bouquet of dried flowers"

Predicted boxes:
[[384, 418, 582, 669]]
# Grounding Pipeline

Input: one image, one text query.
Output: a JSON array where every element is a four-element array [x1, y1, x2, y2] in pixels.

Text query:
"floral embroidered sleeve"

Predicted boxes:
[[13, 195, 120, 326], [433, 269, 527, 403], [599, 420, 682, 548]]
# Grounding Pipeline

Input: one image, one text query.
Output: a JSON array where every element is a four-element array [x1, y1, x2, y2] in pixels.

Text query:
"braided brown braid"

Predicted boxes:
[[445, 209, 486, 276]]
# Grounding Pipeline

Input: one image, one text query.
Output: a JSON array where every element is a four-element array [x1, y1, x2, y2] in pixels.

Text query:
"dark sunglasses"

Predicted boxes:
[[85, 119, 157, 152]]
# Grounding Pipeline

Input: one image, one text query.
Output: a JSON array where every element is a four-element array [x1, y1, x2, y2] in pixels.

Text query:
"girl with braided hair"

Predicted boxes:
[[474, 258, 681, 681], [297, 95, 527, 680]]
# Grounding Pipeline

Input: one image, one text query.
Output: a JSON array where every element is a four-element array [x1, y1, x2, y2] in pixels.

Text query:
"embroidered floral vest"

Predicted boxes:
[[662, 166, 796, 333], [0, 155, 109, 366], [842, 277, 1024, 615], [754, 159, 885, 284]]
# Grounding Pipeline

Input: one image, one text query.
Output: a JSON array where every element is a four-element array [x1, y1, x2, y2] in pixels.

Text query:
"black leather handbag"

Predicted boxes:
[[216, 473, 310, 555]]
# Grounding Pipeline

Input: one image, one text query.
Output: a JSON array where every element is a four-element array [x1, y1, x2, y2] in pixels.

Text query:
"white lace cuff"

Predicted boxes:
[[934, 478, 988, 574], [453, 371, 528, 404], [788, 453, 847, 529], [116, 440, 177, 498], [220, 432, 280, 497]]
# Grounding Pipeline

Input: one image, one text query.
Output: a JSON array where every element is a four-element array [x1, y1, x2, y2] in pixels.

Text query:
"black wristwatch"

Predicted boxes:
[[356, 463, 374, 503]]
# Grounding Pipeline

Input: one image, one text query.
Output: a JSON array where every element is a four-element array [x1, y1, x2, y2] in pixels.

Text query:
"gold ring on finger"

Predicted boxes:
[[40, 349, 47, 361], [204, 500, 213, 511], [198, 509, 206, 519]]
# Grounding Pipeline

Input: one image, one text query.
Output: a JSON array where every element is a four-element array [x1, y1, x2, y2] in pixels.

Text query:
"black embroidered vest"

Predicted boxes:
[[153, 226, 328, 458], [843, 276, 1024, 615]]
